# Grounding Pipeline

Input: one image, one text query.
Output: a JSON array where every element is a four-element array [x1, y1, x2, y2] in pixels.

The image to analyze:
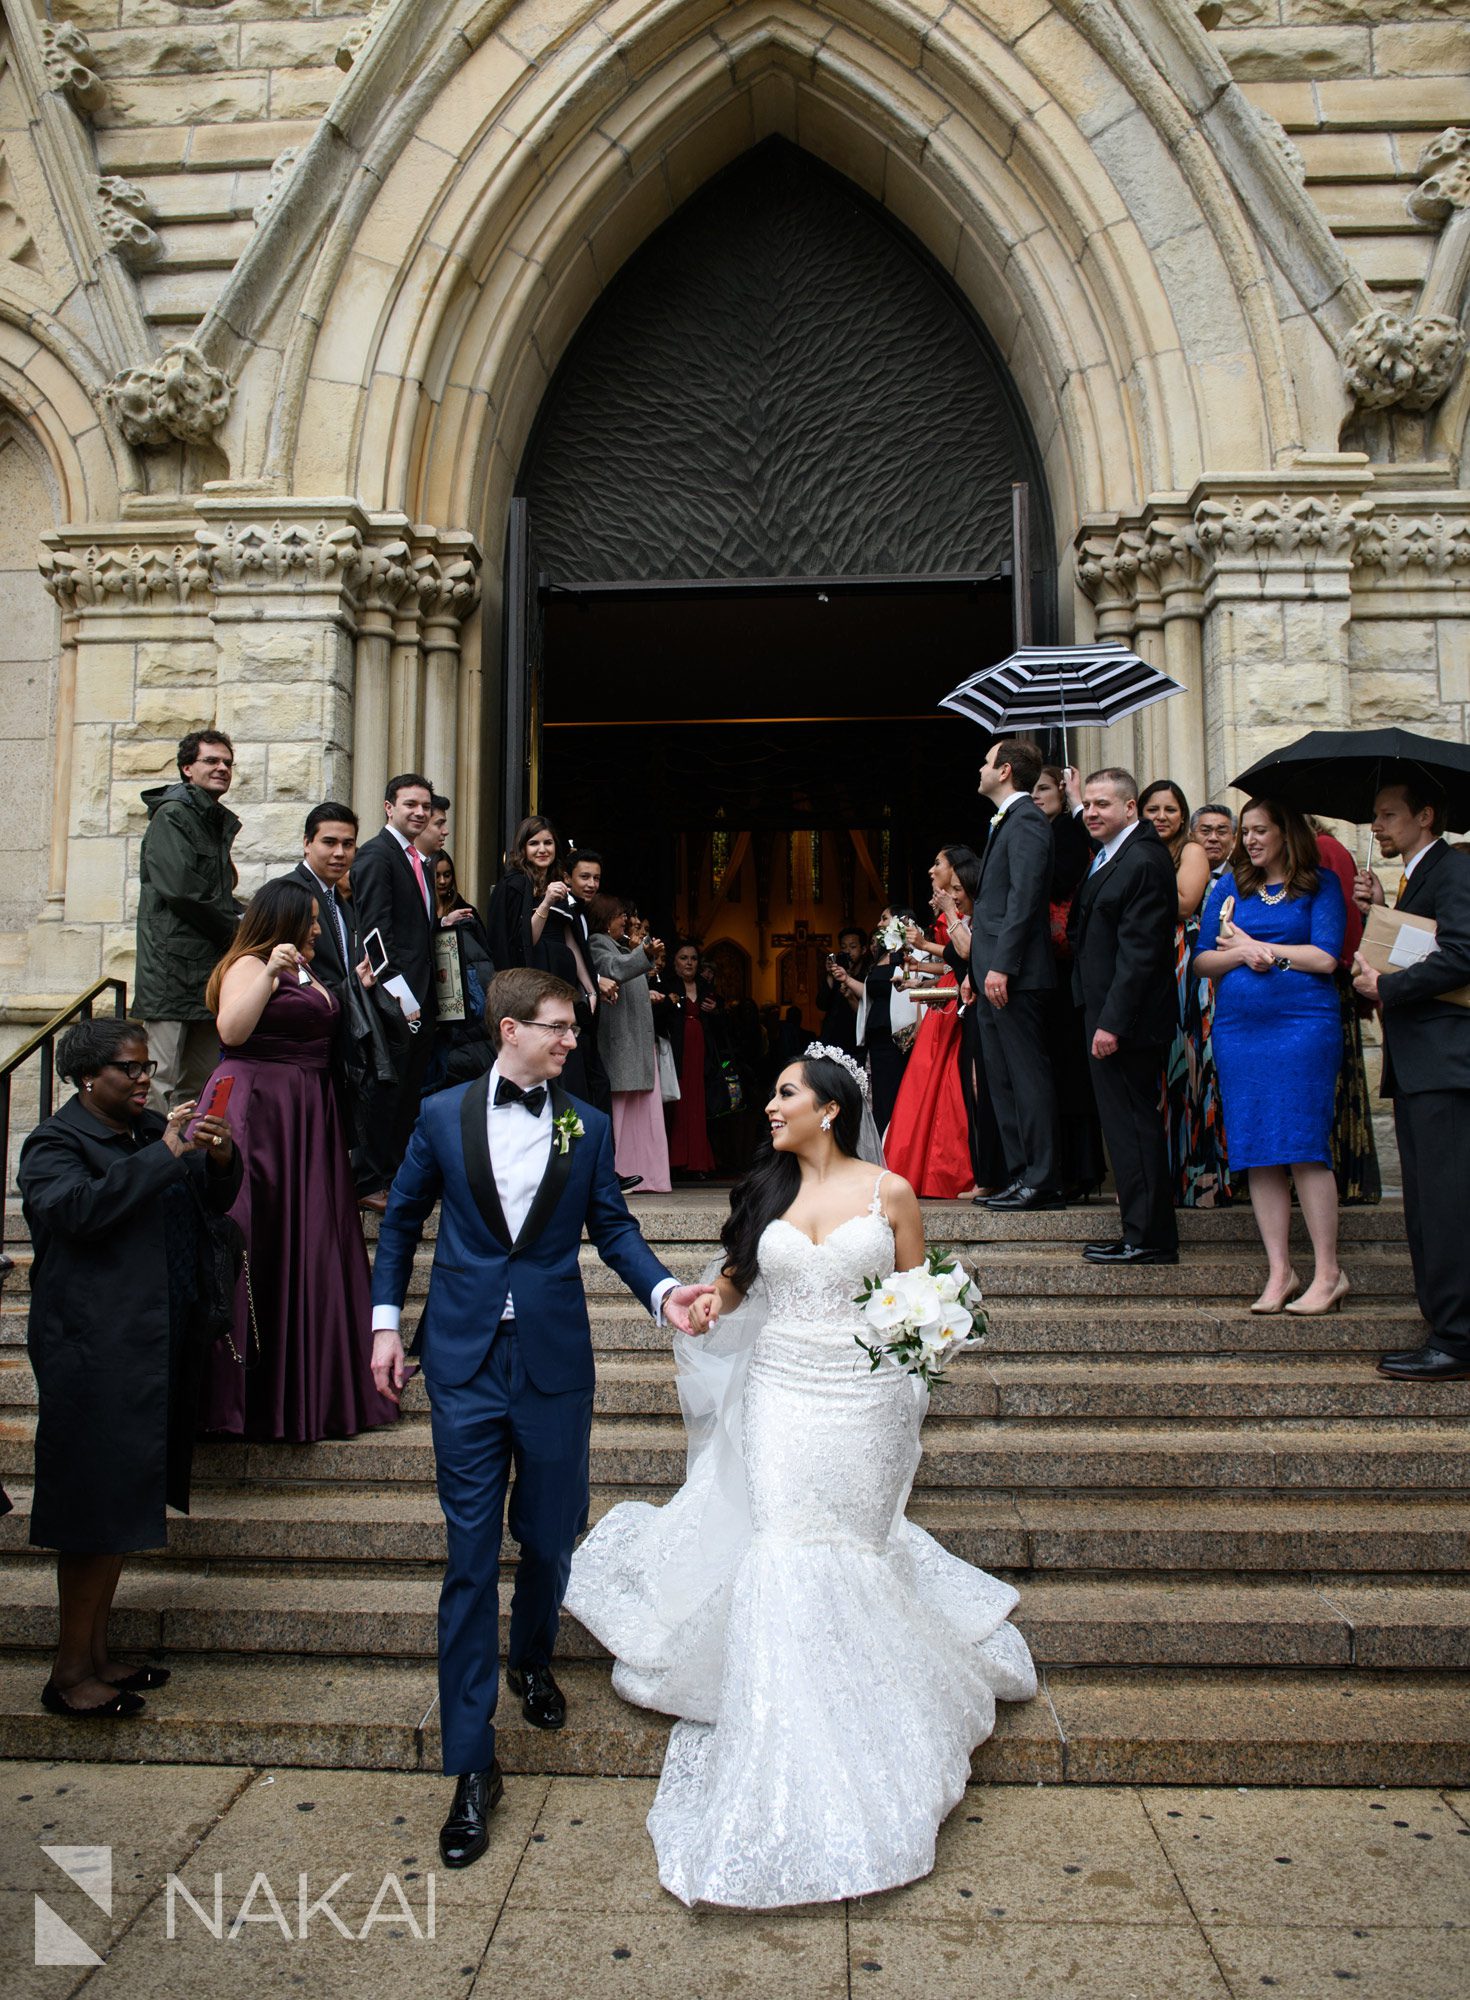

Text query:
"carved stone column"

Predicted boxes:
[[1189, 464, 1373, 789], [389, 552, 437, 777], [418, 534, 482, 810], [195, 503, 367, 891], [1075, 523, 1143, 776], [1140, 507, 1208, 804], [352, 530, 414, 824]]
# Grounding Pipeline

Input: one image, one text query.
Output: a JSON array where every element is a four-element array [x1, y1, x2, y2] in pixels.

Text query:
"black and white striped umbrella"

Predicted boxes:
[[939, 644, 1184, 759]]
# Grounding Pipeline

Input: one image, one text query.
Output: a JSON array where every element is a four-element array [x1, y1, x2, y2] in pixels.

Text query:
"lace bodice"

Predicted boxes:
[[757, 1180, 893, 1329]]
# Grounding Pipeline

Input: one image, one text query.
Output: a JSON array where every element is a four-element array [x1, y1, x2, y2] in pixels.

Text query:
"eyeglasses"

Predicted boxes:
[[103, 1059, 159, 1081], [515, 1019, 582, 1041]]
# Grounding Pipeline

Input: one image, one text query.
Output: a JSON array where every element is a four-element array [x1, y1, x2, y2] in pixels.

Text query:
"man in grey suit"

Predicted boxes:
[[970, 737, 1062, 1211], [1353, 770, 1470, 1381]]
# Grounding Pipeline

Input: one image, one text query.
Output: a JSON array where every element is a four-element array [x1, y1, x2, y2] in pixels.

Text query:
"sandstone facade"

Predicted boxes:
[[0, 0, 1464, 1016]]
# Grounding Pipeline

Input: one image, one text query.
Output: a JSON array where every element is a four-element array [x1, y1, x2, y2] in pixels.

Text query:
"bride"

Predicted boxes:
[[565, 1044, 1036, 1909]]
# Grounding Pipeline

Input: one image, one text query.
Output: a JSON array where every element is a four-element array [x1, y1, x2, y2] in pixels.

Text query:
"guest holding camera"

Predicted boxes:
[[588, 896, 670, 1193], [828, 908, 922, 1135], [656, 940, 726, 1177], [19, 1018, 240, 1717], [199, 880, 398, 1441], [485, 815, 566, 972], [1196, 800, 1347, 1315]]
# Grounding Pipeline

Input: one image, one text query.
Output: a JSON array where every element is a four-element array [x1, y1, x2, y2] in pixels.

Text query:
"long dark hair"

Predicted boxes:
[[1231, 797, 1320, 900], [1139, 778, 1194, 867], [205, 878, 316, 1015], [503, 814, 563, 895], [941, 843, 982, 907], [719, 1053, 867, 1293]]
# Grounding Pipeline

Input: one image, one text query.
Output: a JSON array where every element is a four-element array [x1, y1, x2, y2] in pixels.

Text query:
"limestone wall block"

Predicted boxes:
[[1277, 304, 1350, 452], [1216, 27, 1371, 81], [363, 134, 456, 265], [74, 645, 136, 726], [1240, 81, 1320, 131], [1335, 232, 1433, 287], [291, 377, 363, 494], [1371, 24, 1470, 79], [1192, 354, 1272, 467], [793, 88, 886, 201], [955, 0, 1050, 47], [1090, 111, 1200, 254], [135, 638, 217, 688], [499, 0, 603, 63], [109, 783, 155, 837], [1240, 659, 1345, 726], [1349, 668, 1445, 723], [495, 21, 629, 149], [126, 0, 319, 20], [87, 26, 239, 75], [1439, 621, 1470, 706], [233, 800, 314, 864], [266, 742, 320, 803], [0, 590, 56, 666], [1350, 618, 1438, 674], [266, 68, 343, 122], [216, 678, 326, 742], [1312, 182, 1432, 233], [66, 837, 126, 925], [186, 118, 319, 170], [111, 739, 180, 780], [1312, 78, 1470, 130], [1153, 225, 1253, 363], [239, 21, 340, 69], [1010, 9, 1137, 138], [69, 729, 112, 842], [143, 171, 256, 223], [100, 927, 134, 987], [1024, 100, 1132, 232], [608, 0, 733, 79], [1210, 601, 1288, 667], [417, 33, 531, 167], [128, 688, 214, 736], [309, 248, 401, 388], [881, 149, 962, 275], [586, 160, 673, 288], [662, 93, 760, 210], [1295, 131, 1398, 180], [95, 127, 191, 173], [51, 2, 123, 29], [95, 75, 270, 129], [22, 344, 105, 447]]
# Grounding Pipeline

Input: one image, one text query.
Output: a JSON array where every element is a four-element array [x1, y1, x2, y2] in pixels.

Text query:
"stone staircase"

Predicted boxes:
[[2, 1195, 1468, 1785]]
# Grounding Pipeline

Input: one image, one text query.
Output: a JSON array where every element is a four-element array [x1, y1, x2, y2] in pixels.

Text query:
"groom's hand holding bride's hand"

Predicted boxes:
[[663, 1284, 718, 1335]]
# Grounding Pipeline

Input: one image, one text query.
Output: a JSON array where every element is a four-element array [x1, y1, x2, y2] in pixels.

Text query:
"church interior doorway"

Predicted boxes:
[[508, 138, 1053, 1023]]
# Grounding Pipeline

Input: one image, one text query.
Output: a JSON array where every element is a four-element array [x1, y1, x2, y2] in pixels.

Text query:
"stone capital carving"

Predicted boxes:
[[40, 24, 106, 118], [1354, 509, 1470, 580], [253, 149, 300, 229], [356, 536, 416, 617], [39, 539, 211, 609], [195, 517, 366, 592], [419, 551, 482, 632], [1341, 307, 1465, 414], [96, 177, 161, 271], [1138, 515, 1206, 599], [1408, 129, 1470, 226], [1074, 530, 1141, 612], [104, 343, 233, 449], [1192, 490, 1371, 566]]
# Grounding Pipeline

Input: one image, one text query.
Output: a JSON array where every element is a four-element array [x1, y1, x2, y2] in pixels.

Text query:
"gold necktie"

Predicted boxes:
[[1396, 871, 1408, 905]]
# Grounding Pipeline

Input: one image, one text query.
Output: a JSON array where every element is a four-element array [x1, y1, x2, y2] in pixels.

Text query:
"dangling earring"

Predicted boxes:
[[84, 1081, 93, 1093], [820, 1114, 832, 1132]]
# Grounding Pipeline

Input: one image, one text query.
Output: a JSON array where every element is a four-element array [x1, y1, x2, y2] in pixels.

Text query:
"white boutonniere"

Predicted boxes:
[[552, 1106, 585, 1156]]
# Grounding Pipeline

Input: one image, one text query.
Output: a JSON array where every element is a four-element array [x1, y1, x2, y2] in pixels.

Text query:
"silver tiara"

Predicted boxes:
[[803, 1041, 870, 1099]]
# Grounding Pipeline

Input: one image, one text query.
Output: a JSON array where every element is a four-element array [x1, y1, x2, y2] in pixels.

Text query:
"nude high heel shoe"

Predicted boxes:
[[1283, 1272, 1351, 1316], [1250, 1272, 1301, 1315]]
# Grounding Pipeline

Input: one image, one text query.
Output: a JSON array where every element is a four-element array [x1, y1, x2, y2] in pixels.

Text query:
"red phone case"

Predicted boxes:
[[204, 1075, 234, 1119]]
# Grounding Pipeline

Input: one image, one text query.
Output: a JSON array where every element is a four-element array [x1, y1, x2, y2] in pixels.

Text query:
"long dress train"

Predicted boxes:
[[565, 1181, 1036, 1908]]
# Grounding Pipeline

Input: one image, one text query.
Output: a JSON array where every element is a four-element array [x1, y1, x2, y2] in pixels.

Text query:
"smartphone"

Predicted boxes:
[[363, 926, 389, 978], [201, 1075, 235, 1121]]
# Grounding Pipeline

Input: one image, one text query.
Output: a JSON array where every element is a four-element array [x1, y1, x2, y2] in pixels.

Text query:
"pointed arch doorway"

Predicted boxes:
[[510, 140, 1054, 1011]]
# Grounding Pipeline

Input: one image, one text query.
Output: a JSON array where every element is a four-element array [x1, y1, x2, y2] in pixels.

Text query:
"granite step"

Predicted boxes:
[[4, 1481, 1469, 1578], [0, 1653, 1464, 1785], [3, 1562, 1467, 1670]]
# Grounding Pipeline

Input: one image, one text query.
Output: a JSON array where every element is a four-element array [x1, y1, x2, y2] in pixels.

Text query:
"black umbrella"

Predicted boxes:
[[1231, 728, 1470, 832]]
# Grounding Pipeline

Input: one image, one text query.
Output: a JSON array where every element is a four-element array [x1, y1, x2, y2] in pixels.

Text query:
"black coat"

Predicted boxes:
[[654, 976, 731, 1113], [485, 870, 554, 973], [19, 1097, 243, 1551], [290, 861, 359, 995], [350, 829, 438, 1025], [1069, 819, 1179, 1046], [1379, 840, 1470, 1097], [970, 793, 1057, 990]]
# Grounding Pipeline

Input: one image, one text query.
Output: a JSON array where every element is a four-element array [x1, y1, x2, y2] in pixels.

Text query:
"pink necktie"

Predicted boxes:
[[406, 843, 430, 914]]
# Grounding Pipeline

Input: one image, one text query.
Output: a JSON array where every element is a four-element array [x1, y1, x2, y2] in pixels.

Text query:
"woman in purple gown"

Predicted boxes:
[[199, 878, 398, 1442]]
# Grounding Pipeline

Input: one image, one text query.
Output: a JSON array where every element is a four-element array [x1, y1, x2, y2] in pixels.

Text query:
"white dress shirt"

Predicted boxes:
[[1402, 837, 1441, 887], [302, 864, 350, 971], [380, 824, 431, 1019], [1089, 818, 1141, 873], [372, 1061, 677, 1333]]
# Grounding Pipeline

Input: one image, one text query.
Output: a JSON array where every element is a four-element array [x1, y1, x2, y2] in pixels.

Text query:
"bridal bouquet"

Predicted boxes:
[[853, 1249, 987, 1388]]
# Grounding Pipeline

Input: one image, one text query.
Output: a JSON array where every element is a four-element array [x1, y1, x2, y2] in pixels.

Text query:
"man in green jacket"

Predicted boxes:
[[135, 730, 242, 1111]]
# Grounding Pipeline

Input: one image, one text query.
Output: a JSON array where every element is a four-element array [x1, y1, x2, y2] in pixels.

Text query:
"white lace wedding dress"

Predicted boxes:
[[564, 1177, 1037, 1908]]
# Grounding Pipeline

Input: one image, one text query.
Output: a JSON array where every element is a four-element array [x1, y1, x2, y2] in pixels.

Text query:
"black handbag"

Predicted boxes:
[[190, 1184, 258, 1364]]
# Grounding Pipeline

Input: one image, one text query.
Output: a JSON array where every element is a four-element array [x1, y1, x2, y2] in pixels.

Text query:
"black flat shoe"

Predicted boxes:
[[505, 1663, 567, 1730], [104, 1664, 171, 1693], [1377, 1347, 1470, 1382], [439, 1762, 504, 1869], [41, 1681, 145, 1719]]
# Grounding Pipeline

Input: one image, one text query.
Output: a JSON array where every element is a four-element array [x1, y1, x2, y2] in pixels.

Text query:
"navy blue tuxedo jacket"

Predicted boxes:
[[370, 1073, 672, 1393]]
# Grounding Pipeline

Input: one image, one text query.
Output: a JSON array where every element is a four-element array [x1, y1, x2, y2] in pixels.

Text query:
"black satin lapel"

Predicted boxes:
[[515, 1082, 576, 1253], [460, 1075, 512, 1249]]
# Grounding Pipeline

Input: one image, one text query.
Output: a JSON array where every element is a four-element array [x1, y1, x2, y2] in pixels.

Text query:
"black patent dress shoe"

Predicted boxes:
[[616, 1174, 643, 1192], [987, 1186, 1065, 1212], [1083, 1241, 1179, 1266], [1376, 1347, 1470, 1382], [505, 1663, 567, 1730], [439, 1762, 504, 1868], [40, 1681, 145, 1719], [104, 1664, 171, 1693]]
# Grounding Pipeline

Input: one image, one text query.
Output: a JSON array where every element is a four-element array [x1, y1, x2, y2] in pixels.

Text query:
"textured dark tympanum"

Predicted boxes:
[[521, 140, 1047, 582]]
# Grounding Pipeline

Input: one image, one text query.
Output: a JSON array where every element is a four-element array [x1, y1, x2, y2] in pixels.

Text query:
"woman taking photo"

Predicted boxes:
[[1032, 764, 1103, 1200], [199, 879, 398, 1443], [1141, 778, 1229, 1208], [656, 939, 727, 1178], [1196, 800, 1348, 1315], [588, 895, 670, 1192], [828, 906, 922, 1135], [19, 1018, 240, 1716], [484, 814, 568, 971]]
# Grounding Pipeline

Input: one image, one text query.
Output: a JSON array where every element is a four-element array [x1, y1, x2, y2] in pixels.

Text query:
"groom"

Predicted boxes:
[[369, 966, 711, 1868]]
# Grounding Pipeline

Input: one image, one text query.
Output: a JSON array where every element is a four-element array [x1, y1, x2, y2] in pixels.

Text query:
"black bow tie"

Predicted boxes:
[[495, 1078, 548, 1116]]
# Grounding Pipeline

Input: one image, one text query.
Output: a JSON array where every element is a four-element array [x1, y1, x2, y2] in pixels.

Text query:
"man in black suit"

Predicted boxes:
[[1352, 771, 1470, 1381], [970, 737, 1062, 1211], [1070, 767, 1179, 1265], [291, 800, 361, 996], [350, 772, 438, 1197]]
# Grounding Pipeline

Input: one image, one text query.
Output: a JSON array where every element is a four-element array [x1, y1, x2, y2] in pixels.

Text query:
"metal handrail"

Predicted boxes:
[[1, 976, 128, 1205]]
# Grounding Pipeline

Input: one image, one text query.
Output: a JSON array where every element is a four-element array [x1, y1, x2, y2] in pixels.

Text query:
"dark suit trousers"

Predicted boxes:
[[364, 1014, 434, 1188], [977, 987, 1058, 1190], [1089, 1041, 1177, 1252], [957, 1003, 1006, 1188], [1394, 1089, 1470, 1359], [429, 1321, 594, 1775]]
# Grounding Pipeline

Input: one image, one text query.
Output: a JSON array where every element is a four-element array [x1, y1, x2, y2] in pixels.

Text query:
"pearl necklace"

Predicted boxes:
[[1257, 882, 1288, 906]]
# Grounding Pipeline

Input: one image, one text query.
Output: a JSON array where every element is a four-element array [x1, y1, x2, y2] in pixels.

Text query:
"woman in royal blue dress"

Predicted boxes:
[[1195, 799, 1349, 1316]]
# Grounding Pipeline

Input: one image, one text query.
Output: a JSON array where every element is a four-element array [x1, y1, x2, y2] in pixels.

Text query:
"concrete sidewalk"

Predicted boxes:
[[3, 1764, 1466, 1998]]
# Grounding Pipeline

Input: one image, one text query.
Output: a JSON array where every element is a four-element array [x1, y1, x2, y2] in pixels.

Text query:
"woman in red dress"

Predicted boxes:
[[656, 939, 723, 1176], [883, 850, 978, 1198]]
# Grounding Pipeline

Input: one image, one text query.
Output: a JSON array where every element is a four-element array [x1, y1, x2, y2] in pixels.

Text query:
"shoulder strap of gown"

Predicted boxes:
[[870, 1169, 888, 1213]]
